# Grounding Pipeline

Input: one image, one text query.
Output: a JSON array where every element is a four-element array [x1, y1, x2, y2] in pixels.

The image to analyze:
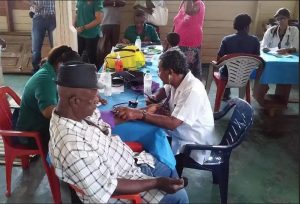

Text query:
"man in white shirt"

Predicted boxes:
[[48, 61, 188, 203], [114, 50, 215, 176]]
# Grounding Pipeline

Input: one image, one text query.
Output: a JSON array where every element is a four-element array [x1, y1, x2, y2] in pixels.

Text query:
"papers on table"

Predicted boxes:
[[266, 47, 293, 58]]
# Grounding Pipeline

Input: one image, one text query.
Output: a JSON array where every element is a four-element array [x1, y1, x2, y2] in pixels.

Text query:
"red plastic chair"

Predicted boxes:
[[0, 86, 61, 203], [212, 53, 263, 112], [49, 141, 143, 204]]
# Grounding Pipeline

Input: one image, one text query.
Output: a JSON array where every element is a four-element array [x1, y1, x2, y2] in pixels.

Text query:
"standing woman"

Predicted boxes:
[[261, 8, 299, 54], [74, 0, 103, 68], [173, 0, 205, 80]]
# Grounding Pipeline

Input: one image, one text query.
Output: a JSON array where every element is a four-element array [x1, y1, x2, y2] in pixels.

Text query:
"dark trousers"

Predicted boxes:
[[78, 35, 100, 68], [97, 24, 120, 68]]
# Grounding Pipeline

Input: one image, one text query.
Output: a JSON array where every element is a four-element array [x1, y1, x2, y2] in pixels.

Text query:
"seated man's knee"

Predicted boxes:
[[159, 188, 189, 204]]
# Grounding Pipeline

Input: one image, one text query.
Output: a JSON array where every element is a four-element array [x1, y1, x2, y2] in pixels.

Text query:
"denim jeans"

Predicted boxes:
[[31, 14, 56, 71], [140, 159, 189, 204]]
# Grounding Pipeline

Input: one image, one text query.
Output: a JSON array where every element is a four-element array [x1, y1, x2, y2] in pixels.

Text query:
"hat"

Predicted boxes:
[[56, 61, 101, 89], [274, 8, 290, 18]]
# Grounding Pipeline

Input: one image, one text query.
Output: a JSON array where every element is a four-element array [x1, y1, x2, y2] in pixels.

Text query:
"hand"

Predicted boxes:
[[0, 38, 6, 49], [157, 177, 184, 194], [98, 95, 107, 105], [76, 26, 85, 33], [262, 47, 270, 53], [276, 48, 289, 55], [146, 103, 161, 113], [113, 107, 143, 120], [121, 38, 130, 44], [145, 96, 159, 105]]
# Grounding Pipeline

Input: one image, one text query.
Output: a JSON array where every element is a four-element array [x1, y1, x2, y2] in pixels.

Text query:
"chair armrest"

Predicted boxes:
[[0, 130, 40, 138], [183, 144, 231, 156], [125, 141, 143, 152]]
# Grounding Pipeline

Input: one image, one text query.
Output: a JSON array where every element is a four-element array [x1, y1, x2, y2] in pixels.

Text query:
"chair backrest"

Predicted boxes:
[[0, 86, 21, 131], [218, 53, 263, 88], [218, 98, 254, 149]]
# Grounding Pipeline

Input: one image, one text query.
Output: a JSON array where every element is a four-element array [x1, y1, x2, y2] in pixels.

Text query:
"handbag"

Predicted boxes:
[[147, 6, 168, 26], [104, 45, 145, 71]]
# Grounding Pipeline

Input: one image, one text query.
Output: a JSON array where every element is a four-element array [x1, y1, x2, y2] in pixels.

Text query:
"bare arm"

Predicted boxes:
[[183, 0, 200, 16], [114, 177, 184, 195], [76, 11, 103, 33], [41, 105, 56, 119], [113, 107, 183, 130]]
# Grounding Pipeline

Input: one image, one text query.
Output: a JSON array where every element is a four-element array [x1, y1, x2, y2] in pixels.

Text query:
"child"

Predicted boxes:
[[164, 32, 180, 52]]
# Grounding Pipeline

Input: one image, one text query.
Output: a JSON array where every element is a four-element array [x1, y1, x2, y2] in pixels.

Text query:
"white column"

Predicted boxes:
[[53, 0, 78, 51]]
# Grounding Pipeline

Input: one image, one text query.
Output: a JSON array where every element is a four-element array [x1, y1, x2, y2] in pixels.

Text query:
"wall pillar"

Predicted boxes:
[[53, 1, 77, 51]]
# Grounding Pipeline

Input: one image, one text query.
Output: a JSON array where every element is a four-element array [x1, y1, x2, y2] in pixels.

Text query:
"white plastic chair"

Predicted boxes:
[[209, 54, 263, 112]]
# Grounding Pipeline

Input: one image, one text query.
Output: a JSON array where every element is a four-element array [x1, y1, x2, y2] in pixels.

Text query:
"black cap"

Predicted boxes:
[[56, 61, 101, 89], [274, 8, 290, 18]]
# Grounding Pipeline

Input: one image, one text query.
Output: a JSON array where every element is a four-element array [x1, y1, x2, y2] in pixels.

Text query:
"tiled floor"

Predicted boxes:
[[0, 73, 299, 203]]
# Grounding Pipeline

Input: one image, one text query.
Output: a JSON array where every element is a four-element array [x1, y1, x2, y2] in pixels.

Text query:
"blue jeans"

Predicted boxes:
[[31, 14, 56, 71], [140, 159, 189, 204]]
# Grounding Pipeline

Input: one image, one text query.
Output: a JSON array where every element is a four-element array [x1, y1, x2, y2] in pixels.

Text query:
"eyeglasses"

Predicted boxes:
[[276, 17, 288, 21]]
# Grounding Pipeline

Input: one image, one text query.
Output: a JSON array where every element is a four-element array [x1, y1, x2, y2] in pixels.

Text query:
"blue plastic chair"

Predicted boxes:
[[182, 98, 254, 204]]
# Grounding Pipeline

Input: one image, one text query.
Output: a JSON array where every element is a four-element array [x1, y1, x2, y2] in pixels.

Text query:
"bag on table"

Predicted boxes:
[[104, 45, 145, 71]]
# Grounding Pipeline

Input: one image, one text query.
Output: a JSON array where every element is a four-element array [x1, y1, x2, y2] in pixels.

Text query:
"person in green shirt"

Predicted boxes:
[[122, 8, 160, 44], [15, 45, 81, 149], [74, 0, 104, 68]]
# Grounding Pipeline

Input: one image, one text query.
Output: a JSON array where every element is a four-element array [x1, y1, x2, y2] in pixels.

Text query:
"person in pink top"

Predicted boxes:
[[173, 0, 205, 80]]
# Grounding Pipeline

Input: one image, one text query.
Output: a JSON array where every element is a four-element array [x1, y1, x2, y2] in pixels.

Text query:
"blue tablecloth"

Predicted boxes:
[[260, 52, 299, 84], [98, 50, 176, 169]]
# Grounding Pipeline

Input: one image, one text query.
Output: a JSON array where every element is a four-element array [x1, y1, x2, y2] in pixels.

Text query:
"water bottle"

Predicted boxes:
[[104, 70, 112, 96], [135, 36, 142, 51], [143, 70, 152, 97], [115, 52, 123, 72]]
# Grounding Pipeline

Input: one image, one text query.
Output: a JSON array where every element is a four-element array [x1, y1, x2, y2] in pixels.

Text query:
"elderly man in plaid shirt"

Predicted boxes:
[[48, 62, 189, 203]]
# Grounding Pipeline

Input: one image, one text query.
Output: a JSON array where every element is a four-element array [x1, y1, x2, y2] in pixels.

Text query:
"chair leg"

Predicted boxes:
[[218, 164, 229, 204], [41, 158, 62, 204], [5, 155, 14, 197], [212, 171, 219, 184], [214, 81, 226, 112], [245, 81, 251, 104], [21, 156, 30, 169]]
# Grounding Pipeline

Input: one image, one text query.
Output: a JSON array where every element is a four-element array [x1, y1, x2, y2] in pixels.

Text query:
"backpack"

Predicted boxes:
[[104, 45, 145, 71]]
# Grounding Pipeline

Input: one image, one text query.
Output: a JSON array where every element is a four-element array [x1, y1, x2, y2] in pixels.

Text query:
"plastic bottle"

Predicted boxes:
[[143, 70, 152, 97], [135, 36, 142, 51], [115, 52, 123, 72], [104, 69, 112, 96]]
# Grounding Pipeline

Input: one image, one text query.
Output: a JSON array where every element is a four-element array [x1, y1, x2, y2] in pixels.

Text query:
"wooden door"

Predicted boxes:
[[1, 33, 50, 74]]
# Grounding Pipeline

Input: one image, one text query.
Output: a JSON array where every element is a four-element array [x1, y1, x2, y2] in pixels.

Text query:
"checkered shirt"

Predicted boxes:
[[32, 0, 55, 16], [49, 109, 165, 203]]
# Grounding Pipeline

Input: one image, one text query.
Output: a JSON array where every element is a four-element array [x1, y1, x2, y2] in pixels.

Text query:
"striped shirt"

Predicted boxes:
[[32, 0, 55, 16], [49, 109, 165, 203]]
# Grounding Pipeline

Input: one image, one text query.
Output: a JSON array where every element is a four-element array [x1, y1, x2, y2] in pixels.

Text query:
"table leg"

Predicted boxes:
[[275, 84, 292, 105]]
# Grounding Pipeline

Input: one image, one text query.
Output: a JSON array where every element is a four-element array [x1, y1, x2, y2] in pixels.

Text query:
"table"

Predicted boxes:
[[253, 52, 299, 115], [259, 52, 299, 84], [98, 47, 176, 169]]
